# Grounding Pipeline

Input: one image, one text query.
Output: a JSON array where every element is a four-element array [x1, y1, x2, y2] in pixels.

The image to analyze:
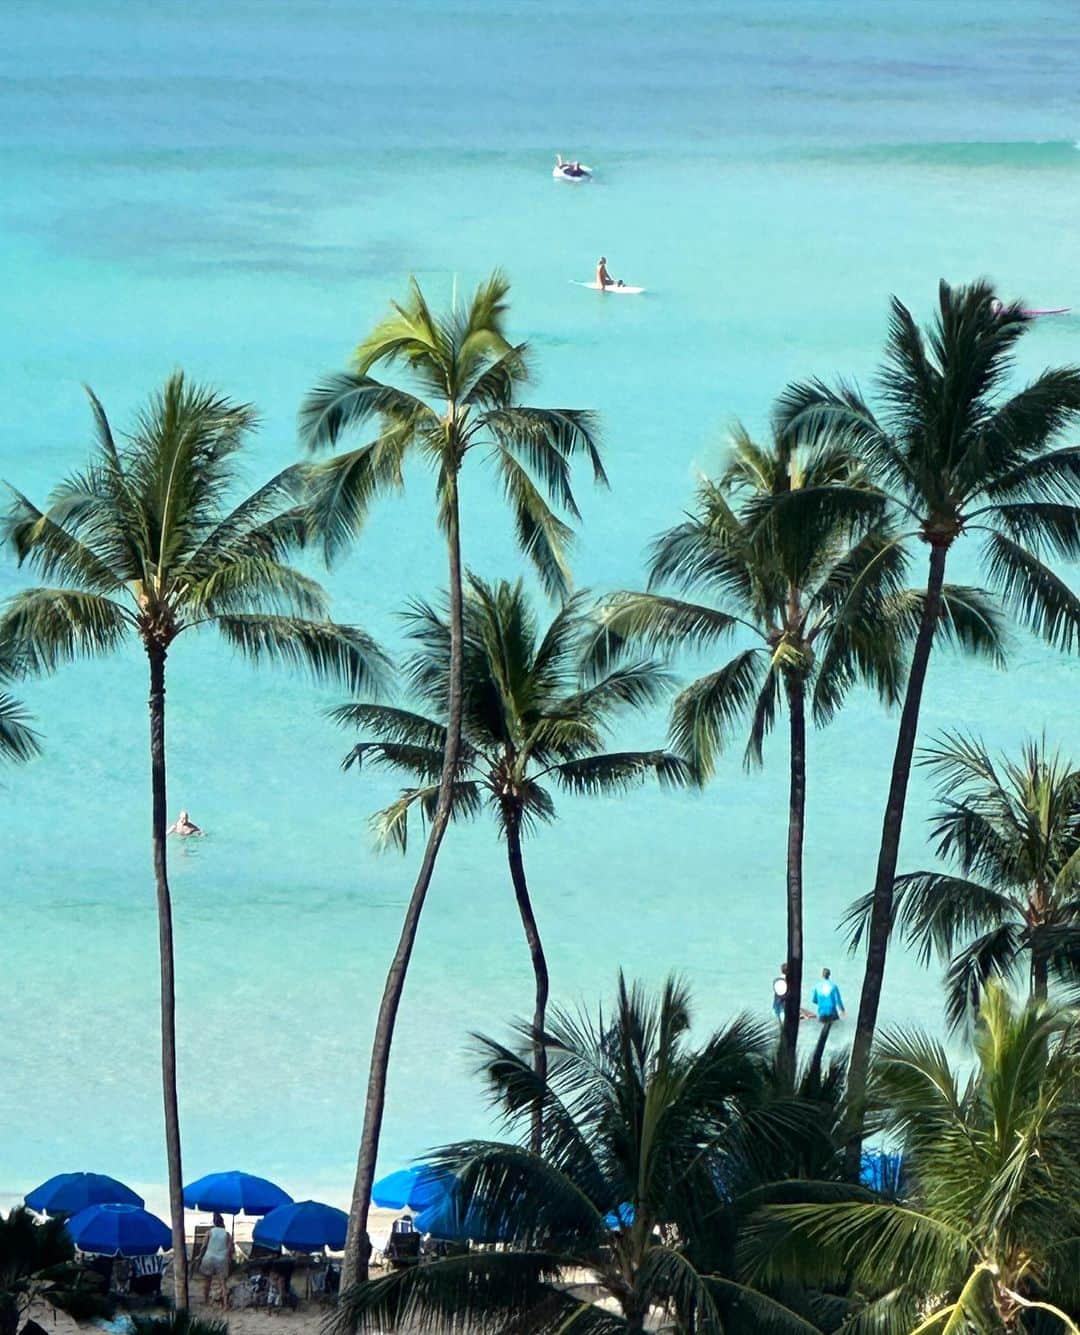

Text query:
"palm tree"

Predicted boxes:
[[300, 272, 603, 1284], [0, 374, 386, 1309], [332, 574, 689, 1150], [776, 279, 1080, 1170], [743, 985, 1080, 1334], [845, 733, 1080, 1024], [336, 974, 833, 1335], [584, 426, 991, 1074], [0, 649, 40, 764]]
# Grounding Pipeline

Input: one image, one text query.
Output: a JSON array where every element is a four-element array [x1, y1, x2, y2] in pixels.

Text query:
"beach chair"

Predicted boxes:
[[385, 1230, 421, 1269]]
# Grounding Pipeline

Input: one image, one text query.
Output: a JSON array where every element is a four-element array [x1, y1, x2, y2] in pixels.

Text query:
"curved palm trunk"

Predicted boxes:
[[340, 470, 465, 1290], [147, 645, 187, 1310], [504, 804, 549, 1152], [843, 541, 948, 1177], [781, 676, 807, 1079]]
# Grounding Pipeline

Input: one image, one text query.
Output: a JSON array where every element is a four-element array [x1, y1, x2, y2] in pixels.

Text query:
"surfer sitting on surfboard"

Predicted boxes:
[[596, 257, 623, 290]]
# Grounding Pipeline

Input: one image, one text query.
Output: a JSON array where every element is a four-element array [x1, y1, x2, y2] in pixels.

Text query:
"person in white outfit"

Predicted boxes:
[[199, 1213, 233, 1308]]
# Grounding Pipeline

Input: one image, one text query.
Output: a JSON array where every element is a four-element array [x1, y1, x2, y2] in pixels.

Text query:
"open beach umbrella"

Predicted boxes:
[[604, 1202, 635, 1230], [252, 1200, 348, 1253], [65, 1203, 171, 1257], [372, 1164, 453, 1212], [25, 1172, 144, 1216], [414, 1194, 509, 1244], [182, 1170, 292, 1216]]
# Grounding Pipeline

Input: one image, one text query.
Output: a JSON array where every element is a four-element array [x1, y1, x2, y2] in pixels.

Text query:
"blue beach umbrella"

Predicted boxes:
[[65, 1203, 171, 1257], [252, 1200, 349, 1253], [25, 1173, 144, 1216], [371, 1165, 453, 1212], [604, 1202, 635, 1230], [183, 1170, 292, 1216], [414, 1194, 509, 1244]]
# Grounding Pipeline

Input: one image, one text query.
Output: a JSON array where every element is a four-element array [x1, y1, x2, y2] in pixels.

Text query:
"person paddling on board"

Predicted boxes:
[[596, 257, 625, 289]]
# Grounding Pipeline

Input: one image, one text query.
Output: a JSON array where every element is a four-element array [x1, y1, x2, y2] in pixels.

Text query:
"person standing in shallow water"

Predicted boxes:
[[811, 967, 845, 1025], [772, 962, 814, 1024], [167, 809, 203, 836]]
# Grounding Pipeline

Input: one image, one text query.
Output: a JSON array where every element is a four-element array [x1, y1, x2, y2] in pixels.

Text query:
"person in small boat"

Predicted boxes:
[[568, 160, 585, 176], [167, 808, 204, 836]]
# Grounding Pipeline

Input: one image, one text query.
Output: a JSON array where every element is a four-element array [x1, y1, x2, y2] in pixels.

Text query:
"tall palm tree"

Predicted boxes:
[[743, 985, 1080, 1334], [845, 733, 1080, 1023], [336, 975, 832, 1335], [0, 374, 386, 1308], [0, 649, 40, 764], [300, 272, 603, 1285], [776, 279, 1080, 1170], [584, 426, 991, 1073], [332, 574, 689, 1150]]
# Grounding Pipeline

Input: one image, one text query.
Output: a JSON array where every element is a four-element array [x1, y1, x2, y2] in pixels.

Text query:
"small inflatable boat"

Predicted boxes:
[[553, 154, 593, 182]]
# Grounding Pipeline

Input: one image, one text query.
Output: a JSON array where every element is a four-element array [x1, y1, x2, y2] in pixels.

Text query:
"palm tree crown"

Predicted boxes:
[[744, 986, 1080, 1334], [300, 271, 605, 596], [846, 733, 1080, 1022], [1, 374, 385, 686], [335, 574, 685, 850]]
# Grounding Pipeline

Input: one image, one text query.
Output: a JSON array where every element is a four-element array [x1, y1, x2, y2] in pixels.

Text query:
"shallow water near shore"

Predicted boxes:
[[3, 0, 1080, 1202]]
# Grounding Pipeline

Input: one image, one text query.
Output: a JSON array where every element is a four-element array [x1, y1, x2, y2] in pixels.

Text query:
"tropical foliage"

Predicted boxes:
[[0, 1208, 112, 1335], [846, 733, 1080, 1023], [335, 975, 838, 1335], [744, 985, 1080, 1334], [333, 574, 688, 1146], [0, 373, 383, 1307], [300, 272, 605, 1285], [777, 278, 1080, 1162]]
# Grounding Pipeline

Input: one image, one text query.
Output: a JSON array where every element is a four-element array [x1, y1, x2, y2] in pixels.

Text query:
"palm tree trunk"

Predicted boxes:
[[781, 675, 807, 1080], [1031, 950, 1049, 1001], [504, 804, 549, 1153], [340, 470, 466, 1291], [147, 644, 187, 1310], [843, 541, 948, 1178]]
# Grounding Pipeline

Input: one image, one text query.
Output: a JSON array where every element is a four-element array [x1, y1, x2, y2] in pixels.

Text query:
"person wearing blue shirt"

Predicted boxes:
[[811, 967, 845, 1024]]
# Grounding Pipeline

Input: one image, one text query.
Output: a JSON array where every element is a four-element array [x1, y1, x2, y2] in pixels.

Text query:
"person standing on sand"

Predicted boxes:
[[198, 1212, 232, 1308], [811, 967, 845, 1025]]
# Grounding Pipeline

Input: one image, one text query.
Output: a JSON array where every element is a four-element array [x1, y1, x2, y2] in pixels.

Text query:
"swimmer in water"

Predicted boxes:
[[167, 809, 204, 837]]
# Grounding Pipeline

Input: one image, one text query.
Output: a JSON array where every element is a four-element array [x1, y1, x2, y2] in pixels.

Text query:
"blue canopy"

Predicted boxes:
[[604, 1202, 635, 1231], [183, 1171, 292, 1216], [860, 1150, 905, 1194], [25, 1173, 144, 1216], [372, 1165, 454, 1212], [253, 1200, 348, 1253], [414, 1194, 509, 1244], [65, 1203, 171, 1257]]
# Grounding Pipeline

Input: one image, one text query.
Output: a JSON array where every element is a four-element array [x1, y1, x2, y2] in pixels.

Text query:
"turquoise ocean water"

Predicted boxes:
[[3, 0, 1080, 1205]]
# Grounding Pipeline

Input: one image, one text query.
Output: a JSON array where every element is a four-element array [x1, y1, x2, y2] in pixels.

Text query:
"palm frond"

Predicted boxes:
[[550, 750, 692, 795], [214, 614, 389, 693], [669, 649, 767, 781], [497, 447, 575, 599], [583, 593, 742, 678], [984, 526, 1080, 651], [0, 588, 131, 671], [298, 372, 437, 453]]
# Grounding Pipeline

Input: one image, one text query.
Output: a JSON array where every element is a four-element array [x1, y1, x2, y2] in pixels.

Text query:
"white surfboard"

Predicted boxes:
[[571, 281, 646, 295]]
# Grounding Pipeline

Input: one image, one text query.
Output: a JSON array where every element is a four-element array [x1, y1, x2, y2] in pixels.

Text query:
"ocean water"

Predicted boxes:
[[3, 0, 1080, 1206]]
